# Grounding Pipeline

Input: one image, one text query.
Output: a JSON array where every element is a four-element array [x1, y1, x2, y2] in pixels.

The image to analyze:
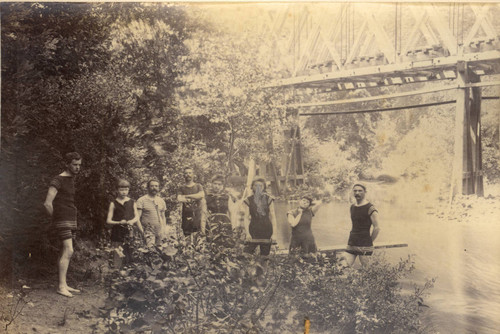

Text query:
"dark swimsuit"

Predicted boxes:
[[245, 194, 273, 256], [289, 208, 317, 254], [110, 199, 135, 242], [346, 203, 377, 256]]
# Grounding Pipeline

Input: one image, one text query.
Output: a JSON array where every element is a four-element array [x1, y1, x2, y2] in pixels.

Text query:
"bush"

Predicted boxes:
[[96, 224, 434, 333], [275, 254, 434, 333]]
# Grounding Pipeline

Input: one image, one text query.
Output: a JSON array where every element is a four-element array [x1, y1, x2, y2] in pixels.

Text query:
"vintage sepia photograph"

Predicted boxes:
[[1, 1, 499, 333]]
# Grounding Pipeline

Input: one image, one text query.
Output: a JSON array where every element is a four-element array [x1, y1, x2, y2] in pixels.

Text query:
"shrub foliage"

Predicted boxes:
[[96, 226, 433, 334]]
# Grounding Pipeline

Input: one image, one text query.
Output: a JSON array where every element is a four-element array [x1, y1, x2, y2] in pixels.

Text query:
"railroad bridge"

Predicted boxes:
[[251, 3, 500, 198]]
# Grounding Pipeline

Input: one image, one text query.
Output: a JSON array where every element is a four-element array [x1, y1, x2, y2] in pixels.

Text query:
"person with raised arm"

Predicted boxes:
[[287, 196, 326, 254]]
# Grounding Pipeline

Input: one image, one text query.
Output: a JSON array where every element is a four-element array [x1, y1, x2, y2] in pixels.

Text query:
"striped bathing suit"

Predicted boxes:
[[49, 175, 77, 241]]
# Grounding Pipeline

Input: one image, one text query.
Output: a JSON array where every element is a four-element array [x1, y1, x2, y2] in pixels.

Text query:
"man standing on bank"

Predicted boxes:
[[137, 179, 168, 247], [177, 167, 206, 236], [44, 152, 82, 297], [344, 184, 381, 267]]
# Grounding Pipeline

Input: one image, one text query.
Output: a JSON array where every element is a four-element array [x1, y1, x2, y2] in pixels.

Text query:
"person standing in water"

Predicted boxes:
[[287, 196, 325, 254], [344, 184, 381, 267]]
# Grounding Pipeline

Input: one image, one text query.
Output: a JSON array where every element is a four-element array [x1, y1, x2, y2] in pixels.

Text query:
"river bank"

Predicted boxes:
[[2, 187, 498, 333]]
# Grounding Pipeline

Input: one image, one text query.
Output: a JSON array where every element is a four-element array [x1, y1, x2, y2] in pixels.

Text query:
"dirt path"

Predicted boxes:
[[1, 280, 107, 334]]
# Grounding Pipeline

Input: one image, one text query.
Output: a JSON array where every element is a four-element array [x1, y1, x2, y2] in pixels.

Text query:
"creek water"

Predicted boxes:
[[274, 199, 500, 334]]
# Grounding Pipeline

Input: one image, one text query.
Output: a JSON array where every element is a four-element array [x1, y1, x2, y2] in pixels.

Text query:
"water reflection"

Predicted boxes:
[[274, 199, 500, 333]]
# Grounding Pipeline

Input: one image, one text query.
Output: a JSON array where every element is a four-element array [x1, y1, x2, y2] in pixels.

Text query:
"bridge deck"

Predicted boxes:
[[266, 50, 500, 90]]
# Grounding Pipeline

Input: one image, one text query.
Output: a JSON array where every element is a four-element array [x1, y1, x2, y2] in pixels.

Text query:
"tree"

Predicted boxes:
[[178, 31, 288, 177], [0, 3, 199, 274]]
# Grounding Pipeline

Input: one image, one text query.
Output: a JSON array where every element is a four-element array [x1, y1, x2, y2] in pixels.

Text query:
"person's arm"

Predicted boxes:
[[370, 211, 381, 242], [43, 186, 58, 217], [311, 200, 325, 215], [287, 209, 302, 227], [158, 200, 167, 227], [227, 194, 237, 223], [155, 200, 168, 242], [136, 199, 144, 225], [242, 199, 251, 239], [160, 209, 167, 229], [106, 202, 119, 225], [177, 193, 187, 203], [130, 202, 144, 235], [184, 188, 205, 200], [269, 199, 277, 239], [200, 197, 207, 234], [136, 207, 147, 243]]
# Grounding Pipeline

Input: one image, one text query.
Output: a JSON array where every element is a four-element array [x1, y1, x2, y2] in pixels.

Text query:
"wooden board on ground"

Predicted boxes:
[[244, 239, 278, 245], [275, 242, 408, 255]]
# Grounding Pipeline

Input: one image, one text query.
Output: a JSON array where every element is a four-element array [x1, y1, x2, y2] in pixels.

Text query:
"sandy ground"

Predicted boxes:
[[1, 280, 107, 334]]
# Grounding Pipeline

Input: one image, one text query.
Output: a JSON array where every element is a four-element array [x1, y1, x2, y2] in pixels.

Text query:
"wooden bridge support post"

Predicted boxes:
[[452, 61, 484, 198], [470, 81, 484, 196]]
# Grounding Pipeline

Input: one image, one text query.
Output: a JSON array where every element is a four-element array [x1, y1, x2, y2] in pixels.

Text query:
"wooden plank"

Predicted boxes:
[[471, 84, 484, 196], [277, 175, 305, 181], [282, 84, 457, 109], [462, 80, 500, 88], [276, 242, 408, 255], [245, 239, 278, 245], [452, 61, 469, 198], [299, 100, 456, 116], [320, 242, 409, 252]]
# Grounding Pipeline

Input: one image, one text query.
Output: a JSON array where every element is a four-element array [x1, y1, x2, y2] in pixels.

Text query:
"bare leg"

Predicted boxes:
[[57, 238, 74, 297], [344, 252, 357, 267], [359, 255, 370, 267]]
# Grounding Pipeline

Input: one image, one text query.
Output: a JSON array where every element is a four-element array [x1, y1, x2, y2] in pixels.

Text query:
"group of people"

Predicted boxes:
[[44, 152, 381, 297]]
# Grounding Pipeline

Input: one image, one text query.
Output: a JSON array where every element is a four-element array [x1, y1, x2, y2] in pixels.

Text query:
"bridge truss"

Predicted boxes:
[[260, 2, 500, 198]]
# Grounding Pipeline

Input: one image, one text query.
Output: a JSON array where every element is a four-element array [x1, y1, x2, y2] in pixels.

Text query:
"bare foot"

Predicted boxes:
[[66, 286, 81, 294], [57, 289, 73, 298]]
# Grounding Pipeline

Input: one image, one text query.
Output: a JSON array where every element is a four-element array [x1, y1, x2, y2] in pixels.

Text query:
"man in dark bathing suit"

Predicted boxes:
[[177, 167, 206, 236], [344, 184, 381, 267], [44, 152, 82, 297]]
